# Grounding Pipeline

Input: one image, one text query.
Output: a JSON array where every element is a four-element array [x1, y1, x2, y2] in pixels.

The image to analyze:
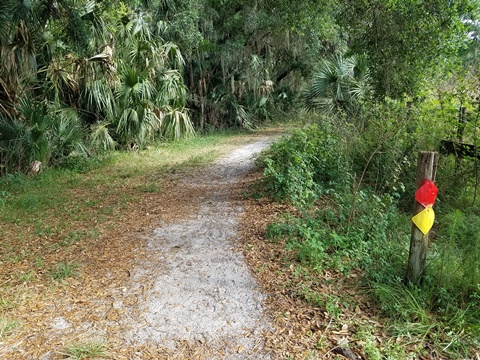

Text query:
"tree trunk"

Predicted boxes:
[[455, 106, 467, 173]]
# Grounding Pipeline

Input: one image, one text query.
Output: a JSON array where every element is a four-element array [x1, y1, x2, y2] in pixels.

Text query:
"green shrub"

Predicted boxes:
[[258, 123, 351, 206], [433, 209, 480, 296], [0, 101, 87, 175], [258, 108, 480, 357]]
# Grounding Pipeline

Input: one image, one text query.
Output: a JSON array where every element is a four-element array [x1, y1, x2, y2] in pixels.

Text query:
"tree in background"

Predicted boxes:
[[161, 0, 337, 129], [0, 0, 196, 174], [336, 0, 476, 98]]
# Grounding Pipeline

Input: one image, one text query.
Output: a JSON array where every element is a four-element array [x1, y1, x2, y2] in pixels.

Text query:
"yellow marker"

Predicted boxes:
[[412, 206, 435, 235]]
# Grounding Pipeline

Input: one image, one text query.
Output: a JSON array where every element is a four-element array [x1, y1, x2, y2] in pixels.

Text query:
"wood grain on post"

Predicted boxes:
[[405, 151, 439, 285]]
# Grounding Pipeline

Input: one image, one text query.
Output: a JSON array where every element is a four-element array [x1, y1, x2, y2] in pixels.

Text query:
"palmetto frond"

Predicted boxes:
[[126, 11, 153, 40], [0, 115, 29, 174], [127, 38, 159, 68], [80, 78, 116, 119], [116, 101, 161, 144], [0, 0, 13, 45], [305, 53, 371, 115], [162, 42, 184, 71], [16, 98, 52, 165], [51, 106, 87, 159], [157, 70, 187, 107], [89, 121, 116, 151], [118, 68, 154, 105], [161, 107, 195, 141], [47, 55, 79, 99]]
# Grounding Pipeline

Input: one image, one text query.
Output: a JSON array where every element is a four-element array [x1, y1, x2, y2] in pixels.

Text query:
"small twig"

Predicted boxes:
[[442, 329, 464, 352], [347, 114, 408, 228]]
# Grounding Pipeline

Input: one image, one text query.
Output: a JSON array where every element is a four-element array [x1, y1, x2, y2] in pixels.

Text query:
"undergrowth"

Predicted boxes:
[[257, 117, 480, 359]]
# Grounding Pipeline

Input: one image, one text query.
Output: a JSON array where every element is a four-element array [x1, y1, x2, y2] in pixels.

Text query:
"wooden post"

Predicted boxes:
[[405, 151, 439, 285]]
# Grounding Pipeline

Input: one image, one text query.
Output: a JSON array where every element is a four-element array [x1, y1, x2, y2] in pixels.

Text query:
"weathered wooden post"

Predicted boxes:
[[406, 151, 439, 285]]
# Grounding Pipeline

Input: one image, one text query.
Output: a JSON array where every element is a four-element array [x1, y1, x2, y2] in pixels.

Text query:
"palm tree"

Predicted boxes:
[[305, 53, 371, 117]]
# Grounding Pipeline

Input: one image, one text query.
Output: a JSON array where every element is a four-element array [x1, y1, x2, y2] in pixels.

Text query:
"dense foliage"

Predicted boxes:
[[258, 111, 480, 357], [1, 0, 477, 174]]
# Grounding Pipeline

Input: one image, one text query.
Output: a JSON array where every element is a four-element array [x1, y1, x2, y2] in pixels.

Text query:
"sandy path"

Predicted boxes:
[[124, 138, 275, 358], [0, 135, 277, 360]]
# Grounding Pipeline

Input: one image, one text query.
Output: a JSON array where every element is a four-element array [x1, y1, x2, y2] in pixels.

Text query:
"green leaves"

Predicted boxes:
[[337, 0, 475, 97], [258, 124, 349, 206], [0, 100, 86, 173], [305, 53, 371, 117]]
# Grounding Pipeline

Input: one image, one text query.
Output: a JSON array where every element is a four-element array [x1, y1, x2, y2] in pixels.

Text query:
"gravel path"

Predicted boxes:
[[126, 138, 275, 358]]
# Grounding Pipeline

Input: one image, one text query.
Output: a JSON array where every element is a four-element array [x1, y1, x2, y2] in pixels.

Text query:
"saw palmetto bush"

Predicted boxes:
[[161, 107, 195, 140], [0, 0, 196, 173], [89, 121, 116, 152], [115, 67, 161, 145], [0, 99, 86, 174], [113, 11, 193, 143], [305, 53, 371, 119]]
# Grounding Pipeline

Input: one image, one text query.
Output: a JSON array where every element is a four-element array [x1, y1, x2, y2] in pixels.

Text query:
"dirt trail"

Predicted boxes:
[[0, 134, 279, 360], [124, 139, 275, 357]]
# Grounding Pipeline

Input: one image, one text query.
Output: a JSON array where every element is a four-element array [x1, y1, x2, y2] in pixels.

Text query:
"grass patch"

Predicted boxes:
[[136, 182, 162, 193], [64, 341, 108, 359], [0, 318, 17, 339], [59, 229, 99, 247], [50, 261, 79, 281]]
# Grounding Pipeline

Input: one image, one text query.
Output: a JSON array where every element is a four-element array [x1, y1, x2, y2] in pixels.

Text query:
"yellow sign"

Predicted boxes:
[[412, 206, 435, 235]]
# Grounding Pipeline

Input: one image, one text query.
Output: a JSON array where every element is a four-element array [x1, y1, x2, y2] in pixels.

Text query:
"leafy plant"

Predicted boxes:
[[0, 100, 87, 174], [89, 121, 117, 152], [304, 53, 371, 117], [258, 123, 350, 206], [433, 209, 480, 296], [161, 107, 195, 141]]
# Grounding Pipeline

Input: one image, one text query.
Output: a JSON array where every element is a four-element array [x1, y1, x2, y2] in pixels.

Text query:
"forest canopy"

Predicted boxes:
[[0, 0, 478, 173]]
